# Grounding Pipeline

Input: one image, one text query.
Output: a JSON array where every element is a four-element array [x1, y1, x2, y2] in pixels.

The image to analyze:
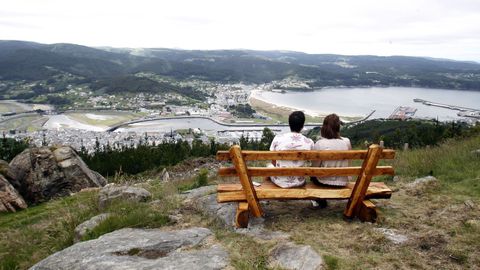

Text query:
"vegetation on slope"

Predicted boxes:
[[0, 122, 479, 269]]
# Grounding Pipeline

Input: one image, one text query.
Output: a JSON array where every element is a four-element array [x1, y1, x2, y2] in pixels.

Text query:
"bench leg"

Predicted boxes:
[[235, 202, 250, 228], [357, 200, 377, 222]]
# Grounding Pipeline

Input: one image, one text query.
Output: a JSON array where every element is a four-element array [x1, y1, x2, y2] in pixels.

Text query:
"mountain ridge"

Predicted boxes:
[[1, 40, 480, 91]]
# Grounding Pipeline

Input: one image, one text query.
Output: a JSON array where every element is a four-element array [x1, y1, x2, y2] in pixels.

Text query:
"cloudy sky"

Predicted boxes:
[[1, 0, 480, 61]]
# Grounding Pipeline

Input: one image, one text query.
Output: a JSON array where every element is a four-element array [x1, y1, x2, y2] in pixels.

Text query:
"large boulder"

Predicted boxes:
[[30, 227, 230, 270], [9, 146, 106, 204], [0, 161, 27, 212]]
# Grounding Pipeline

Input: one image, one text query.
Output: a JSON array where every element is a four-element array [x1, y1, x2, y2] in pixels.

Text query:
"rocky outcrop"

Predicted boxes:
[[196, 193, 236, 227], [30, 227, 230, 270], [9, 146, 106, 204], [98, 185, 151, 209], [194, 192, 291, 240], [0, 162, 27, 212], [74, 213, 112, 242]]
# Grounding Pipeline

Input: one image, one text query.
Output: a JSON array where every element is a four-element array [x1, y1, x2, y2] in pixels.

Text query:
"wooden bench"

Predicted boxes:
[[216, 144, 395, 228]]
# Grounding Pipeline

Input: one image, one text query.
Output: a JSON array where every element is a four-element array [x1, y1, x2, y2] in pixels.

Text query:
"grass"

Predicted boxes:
[[394, 135, 480, 198], [0, 191, 98, 270], [0, 181, 179, 270], [258, 135, 480, 269], [1, 135, 479, 269]]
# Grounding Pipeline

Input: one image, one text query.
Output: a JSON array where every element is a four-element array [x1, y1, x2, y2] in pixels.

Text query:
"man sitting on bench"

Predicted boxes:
[[268, 111, 314, 188]]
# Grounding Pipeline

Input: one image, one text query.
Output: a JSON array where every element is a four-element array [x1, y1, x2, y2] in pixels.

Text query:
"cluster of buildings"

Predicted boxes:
[[7, 128, 213, 153]]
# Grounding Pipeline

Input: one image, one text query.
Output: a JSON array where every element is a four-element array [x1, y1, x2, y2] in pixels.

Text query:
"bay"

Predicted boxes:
[[252, 87, 480, 121]]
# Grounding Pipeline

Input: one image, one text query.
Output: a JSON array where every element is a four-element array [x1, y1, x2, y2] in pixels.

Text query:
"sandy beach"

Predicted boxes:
[[248, 90, 363, 122], [249, 90, 327, 118]]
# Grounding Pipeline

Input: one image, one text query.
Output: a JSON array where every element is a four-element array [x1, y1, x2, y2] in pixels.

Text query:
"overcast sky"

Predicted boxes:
[[1, 0, 480, 61]]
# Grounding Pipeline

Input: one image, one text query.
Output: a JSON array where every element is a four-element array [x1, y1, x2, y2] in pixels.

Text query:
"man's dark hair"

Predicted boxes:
[[321, 113, 341, 139], [289, 111, 305, 133]]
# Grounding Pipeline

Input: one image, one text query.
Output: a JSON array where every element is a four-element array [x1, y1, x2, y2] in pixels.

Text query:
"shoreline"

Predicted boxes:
[[249, 90, 327, 118], [248, 90, 362, 122]]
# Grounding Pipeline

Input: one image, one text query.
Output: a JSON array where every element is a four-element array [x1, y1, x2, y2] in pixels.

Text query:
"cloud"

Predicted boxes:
[[0, 0, 479, 61]]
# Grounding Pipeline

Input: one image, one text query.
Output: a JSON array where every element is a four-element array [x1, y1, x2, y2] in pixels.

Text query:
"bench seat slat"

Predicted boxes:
[[218, 166, 394, 177], [216, 149, 395, 161], [217, 182, 392, 202]]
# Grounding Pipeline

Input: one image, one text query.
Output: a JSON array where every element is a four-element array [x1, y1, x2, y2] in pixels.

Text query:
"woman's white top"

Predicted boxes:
[[313, 137, 352, 186]]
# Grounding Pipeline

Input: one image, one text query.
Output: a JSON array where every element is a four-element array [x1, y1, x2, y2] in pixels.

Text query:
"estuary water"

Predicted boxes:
[[252, 87, 480, 120]]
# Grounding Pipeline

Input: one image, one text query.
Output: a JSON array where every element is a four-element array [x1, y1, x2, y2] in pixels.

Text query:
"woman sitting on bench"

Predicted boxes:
[[312, 113, 352, 187]]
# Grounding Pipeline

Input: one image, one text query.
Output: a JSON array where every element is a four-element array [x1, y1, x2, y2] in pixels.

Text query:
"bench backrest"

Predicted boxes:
[[217, 144, 395, 219]]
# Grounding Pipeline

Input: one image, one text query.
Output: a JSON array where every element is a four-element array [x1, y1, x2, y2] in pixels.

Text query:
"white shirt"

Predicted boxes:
[[269, 132, 314, 188], [312, 137, 352, 186]]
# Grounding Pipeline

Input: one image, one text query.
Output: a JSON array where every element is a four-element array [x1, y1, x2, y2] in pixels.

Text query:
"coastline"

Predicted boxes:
[[249, 90, 328, 119], [248, 90, 362, 122]]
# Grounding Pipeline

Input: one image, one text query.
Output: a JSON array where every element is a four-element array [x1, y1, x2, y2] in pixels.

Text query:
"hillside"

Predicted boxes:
[[1, 40, 480, 91], [1, 135, 479, 269]]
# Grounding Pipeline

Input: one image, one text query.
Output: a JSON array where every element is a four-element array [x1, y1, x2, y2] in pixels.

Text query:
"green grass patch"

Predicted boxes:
[[178, 168, 209, 192], [82, 201, 169, 241], [394, 135, 480, 198], [0, 191, 98, 270], [324, 254, 340, 270], [0, 180, 179, 270]]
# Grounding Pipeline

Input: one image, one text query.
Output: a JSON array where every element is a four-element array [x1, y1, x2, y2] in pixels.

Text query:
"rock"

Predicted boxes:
[[196, 193, 291, 241], [196, 194, 236, 226], [392, 176, 400, 182], [160, 168, 170, 182], [407, 176, 438, 187], [471, 149, 480, 156], [235, 217, 290, 241], [9, 146, 106, 204], [0, 173, 27, 212], [30, 227, 230, 270], [374, 228, 408, 245], [269, 242, 324, 270], [0, 160, 19, 188], [168, 213, 184, 223], [181, 185, 217, 202], [406, 176, 438, 195], [98, 185, 152, 209], [464, 200, 475, 209], [74, 213, 112, 242]]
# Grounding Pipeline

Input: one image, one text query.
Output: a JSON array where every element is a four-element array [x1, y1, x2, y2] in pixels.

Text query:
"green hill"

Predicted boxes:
[[1, 134, 479, 269], [2, 40, 480, 91]]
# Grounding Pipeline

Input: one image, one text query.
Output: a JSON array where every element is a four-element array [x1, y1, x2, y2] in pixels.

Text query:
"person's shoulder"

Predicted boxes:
[[300, 134, 314, 144], [313, 137, 328, 149], [315, 137, 328, 144]]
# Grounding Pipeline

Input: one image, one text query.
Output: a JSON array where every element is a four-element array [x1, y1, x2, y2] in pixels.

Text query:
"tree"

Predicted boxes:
[[260, 127, 275, 150]]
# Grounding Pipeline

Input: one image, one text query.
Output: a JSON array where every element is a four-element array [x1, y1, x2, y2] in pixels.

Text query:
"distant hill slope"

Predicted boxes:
[[1, 40, 480, 90]]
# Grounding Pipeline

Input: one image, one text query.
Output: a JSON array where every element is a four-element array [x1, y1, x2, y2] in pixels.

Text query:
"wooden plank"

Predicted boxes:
[[216, 182, 392, 202], [344, 145, 383, 219], [217, 181, 390, 192], [357, 200, 377, 222], [235, 202, 249, 228], [230, 145, 263, 217], [218, 166, 394, 177], [217, 149, 395, 161]]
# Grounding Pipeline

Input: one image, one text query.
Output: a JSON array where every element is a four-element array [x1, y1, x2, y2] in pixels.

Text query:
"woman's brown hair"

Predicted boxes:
[[321, 114, 341, 139]]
